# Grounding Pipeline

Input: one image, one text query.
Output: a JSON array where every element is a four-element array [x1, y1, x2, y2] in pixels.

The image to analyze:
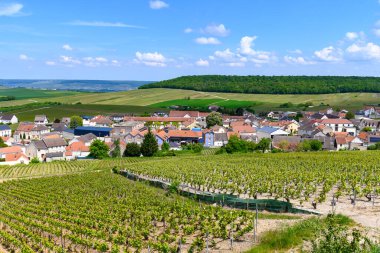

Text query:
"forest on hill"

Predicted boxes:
[[139, 75, 380, 94]]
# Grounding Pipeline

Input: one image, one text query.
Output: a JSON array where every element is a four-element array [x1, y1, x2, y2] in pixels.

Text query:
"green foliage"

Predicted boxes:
[[361, 126, 373, 132], [299, 140, 323, 151], [183, 143, 204, 153], [140, 75, 380, 94], [367, 142, 380, 150], [0, 96, 16, 101], [89, 140, 110, 159], [225, 135, 248, 153], [69, 115, 83, 129], [206, 112, 222, 128], [311, 214, 374, 253], [161, 142, 170, 152], [124, 143, 141, 157], [345, 111, 355, 120], [257, 138, 271, 153], [111, 139, 121, 158], [0, 138, 8, 148], [141, 130, 158, 157], [30, 157, 40, 164]]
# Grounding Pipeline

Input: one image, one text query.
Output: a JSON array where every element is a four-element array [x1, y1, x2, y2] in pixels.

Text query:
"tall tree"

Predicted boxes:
[[70, 116, 83, 129], [89, 140, 109, 159], [124, 143, 141, 157], [141, 130, 158, 157], [111, 139, 121, 158], [206, 112, 223, 128]]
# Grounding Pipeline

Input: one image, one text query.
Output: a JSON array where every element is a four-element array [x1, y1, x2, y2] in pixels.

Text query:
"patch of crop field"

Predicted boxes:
[[0, 171, 296, 252], [0, 88, 81, 100], [150, 98, 260, 109], [9, 103, 166, 121]]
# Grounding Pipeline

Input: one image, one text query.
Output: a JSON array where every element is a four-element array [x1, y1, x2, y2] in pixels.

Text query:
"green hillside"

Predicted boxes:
[[140, 75, 380, 94]]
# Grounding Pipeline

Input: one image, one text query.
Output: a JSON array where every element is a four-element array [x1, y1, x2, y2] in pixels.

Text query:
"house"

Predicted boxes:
[[70, 133, 97, 146], [0, 114, 18, 124], [25, 137, 67, 161], [34, 115, 48, 125], [125, 129, 148, 145], [362, 106, 380, 119], [319, 119, 356, 135], [359, 119, 379, 132], [167, 130, 203, 146], [90, 115, 113, 127], [124, 116, 193, 129], [203, 127, 228, 147], [267, 111, 282, 120], [66, 141, 90, 159], [51, 123, 68, 133], [155, 131, 168, 148], [74, 126, 112, 138], [256, 127, 289, 140], [61, 117, 71, 125], [0, 125, 11, 137], [13, 123, 49, 142], [81, 116, 94, 126], [109, 115, 125, 123], [0, 146, 29, 165], [231, 124, 256, 140]]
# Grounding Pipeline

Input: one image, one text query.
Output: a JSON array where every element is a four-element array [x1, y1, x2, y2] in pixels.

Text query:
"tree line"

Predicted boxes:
[[139, 75, 380, 94]]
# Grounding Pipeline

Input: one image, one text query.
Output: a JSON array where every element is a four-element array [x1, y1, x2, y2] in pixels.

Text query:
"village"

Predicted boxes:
[[0, 105, 379, 165]]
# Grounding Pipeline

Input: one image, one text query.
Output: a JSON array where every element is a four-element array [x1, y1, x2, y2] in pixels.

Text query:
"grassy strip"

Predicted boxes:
[[247, 214, 354, 253]]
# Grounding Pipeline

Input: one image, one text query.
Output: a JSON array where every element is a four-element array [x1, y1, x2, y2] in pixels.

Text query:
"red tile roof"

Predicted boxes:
[[124, 116, 189, 122], [167, 130, 202, 138], [320, 119, 353, 124], [5, 153, 28, 162], [0, 146, 22, 154], [66, 142, 89, 152]]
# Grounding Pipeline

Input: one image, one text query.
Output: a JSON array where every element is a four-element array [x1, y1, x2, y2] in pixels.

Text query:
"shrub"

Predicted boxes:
[[124, 143, 141, 157]]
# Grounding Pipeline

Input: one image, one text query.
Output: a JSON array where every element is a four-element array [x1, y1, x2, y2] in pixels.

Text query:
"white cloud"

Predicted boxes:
[[62, 44, 73, 51], [195, 37, 221, 45], [209, 36, 275, 67], [149, 0, 169, 9], [345, 32, 359, 41], [284, 56, 315, 65], [111, 60, 121, 66], [184, 28, 193, 33], [19, 54, 30, 61], [0, 3, 23, 16], [45, 61, 56, 66], [195, 59, 209, 67], [238, 36, 276, 64], [82, 57, 110, 67], [346, 42, 380, 60], [135, 51, 167, 67], [203, 24, 229, 37], [60, 55, 81, 65], [66, 21, 145, 29], [314, 46, 343, 62]]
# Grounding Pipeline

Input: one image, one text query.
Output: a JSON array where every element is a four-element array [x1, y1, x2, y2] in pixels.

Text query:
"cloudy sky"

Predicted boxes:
[[1, 0, 380, 80]]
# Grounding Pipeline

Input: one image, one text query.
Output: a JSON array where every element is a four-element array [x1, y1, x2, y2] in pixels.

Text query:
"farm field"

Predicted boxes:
[[0, 171, 302, 253], [0, 88, 81, 100], [0, 88, 379, 113], [8, 104, 166, 122], [150, 98, 260, 109]]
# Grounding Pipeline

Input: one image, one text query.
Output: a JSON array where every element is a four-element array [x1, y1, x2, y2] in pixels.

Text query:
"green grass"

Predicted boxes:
[[150, 98, 259, 109], [8, 103, 165, 121], [247, 214, 354, 253], [0, 88, 80, 100]]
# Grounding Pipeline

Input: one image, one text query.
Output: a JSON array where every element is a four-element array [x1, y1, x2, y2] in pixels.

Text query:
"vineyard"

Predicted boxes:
[[124, 152, 380, 210], [0, 171, 296, 253], [0, 158, 144, 180]]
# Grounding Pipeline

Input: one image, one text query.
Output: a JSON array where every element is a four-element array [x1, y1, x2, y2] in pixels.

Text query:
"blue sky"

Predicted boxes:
[[1, 0, 380, 80]]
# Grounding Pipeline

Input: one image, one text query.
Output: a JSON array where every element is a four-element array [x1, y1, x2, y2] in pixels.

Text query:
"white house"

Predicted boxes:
[[319, 119, 356, 135], [34, 115, 49, 125], [26, 137, 67, 161], [0, 125, 11, 137], [0, 114, 18, 124], [256, 126, 289, 140]]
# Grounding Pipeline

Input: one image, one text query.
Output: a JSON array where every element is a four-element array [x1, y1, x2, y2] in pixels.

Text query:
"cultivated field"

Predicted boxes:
[[0, 88, 379, 113]]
